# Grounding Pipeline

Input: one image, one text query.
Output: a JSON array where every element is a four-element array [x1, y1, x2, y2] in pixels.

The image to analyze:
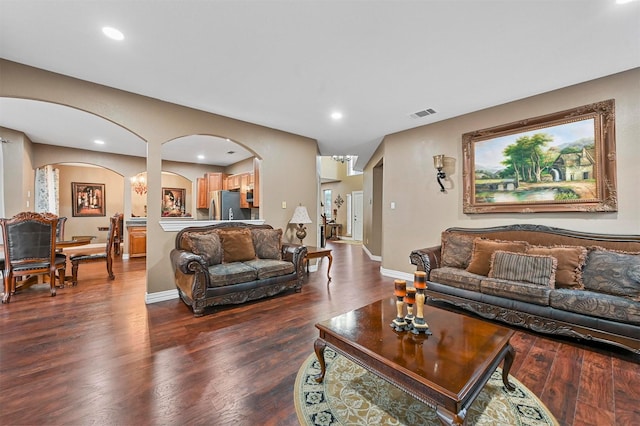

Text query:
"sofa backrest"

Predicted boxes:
[[175, 222, 274, 250], [443, 224, 640, 253]]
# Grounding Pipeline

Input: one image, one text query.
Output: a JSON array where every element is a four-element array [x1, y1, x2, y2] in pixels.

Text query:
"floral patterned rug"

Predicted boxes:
[[294, 348, 558, 426]]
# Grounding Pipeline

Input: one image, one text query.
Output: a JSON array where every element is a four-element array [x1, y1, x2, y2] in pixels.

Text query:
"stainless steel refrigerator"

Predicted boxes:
[[209, 190, 248, 220]]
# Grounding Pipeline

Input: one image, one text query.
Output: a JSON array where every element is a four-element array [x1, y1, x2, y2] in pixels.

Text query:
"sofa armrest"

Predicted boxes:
[[170, 249, 208, 275], [282, 243, 308, 283], [410, 245, 442, 279]]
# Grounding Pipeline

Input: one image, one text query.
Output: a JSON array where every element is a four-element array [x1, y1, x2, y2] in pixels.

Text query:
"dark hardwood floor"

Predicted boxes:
[[1, 241, 638, 425]]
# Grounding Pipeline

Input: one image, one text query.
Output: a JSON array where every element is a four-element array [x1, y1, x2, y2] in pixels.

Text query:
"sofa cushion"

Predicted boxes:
[[582, 248, 640, 302], [208, 262, 258, 287], [441, 232, 476, 269], [466, 238, 529, 276], [526, 245, 587, 289], [251, 228, 282, 260], [550, 289, 640, 325], [489, 251, 557, 287], [244, 259, 294, 279], [429, 266, 484, 292], [481, 278, 551, 306], [182, 231, 222, 265], [220, 229, 256, 263]]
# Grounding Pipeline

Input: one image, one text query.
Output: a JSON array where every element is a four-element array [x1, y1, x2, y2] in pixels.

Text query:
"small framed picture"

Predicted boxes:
[[162, 187, 186, 217]]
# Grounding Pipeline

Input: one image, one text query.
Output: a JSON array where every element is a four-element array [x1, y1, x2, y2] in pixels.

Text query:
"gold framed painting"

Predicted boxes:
[[72, 182, 106, 217], [462, 99, 617, 214]]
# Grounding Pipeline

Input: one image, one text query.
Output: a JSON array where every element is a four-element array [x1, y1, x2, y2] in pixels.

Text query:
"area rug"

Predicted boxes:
[[294, 348, 558, 426]]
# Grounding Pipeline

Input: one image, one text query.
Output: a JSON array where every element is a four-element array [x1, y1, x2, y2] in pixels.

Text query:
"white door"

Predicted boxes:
[[353, 191, 364, 241]]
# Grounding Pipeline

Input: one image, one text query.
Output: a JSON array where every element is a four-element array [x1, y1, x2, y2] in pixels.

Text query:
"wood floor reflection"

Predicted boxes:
[[0, 242, 638, 425]]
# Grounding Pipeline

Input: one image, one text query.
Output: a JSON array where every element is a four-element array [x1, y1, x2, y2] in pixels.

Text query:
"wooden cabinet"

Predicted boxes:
[[240, 173, 250, 208], [128, 226, 146, 258], [197, 173, 228, 209], [226, 174, 241, 190], [253, 158, 260, 207], [196, 177, 208, 209], [207, 172, 228, 192]]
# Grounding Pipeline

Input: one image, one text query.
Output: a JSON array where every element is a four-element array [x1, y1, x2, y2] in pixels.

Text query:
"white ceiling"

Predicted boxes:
[[0, 0, 638, 168]]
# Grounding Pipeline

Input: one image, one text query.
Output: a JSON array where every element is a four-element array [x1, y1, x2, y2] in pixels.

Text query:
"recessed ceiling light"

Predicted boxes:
[[94, 139, 105, 145], [197, 154, 205, 160], [331, 111, 343, 120], [102, 26, 124, 41]]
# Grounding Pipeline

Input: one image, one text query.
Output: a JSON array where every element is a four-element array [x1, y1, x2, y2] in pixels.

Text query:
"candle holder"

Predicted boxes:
[[391, 279, 408, 331], [404, 287, 416, 329], [410, 271, 432, 335]]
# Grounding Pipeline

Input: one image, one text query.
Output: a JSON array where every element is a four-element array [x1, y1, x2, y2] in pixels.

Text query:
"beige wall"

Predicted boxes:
[[371, 68, 640, 274], [0, 127, 35, 215], [56, 164, 124, 242], [1, 59, 319, 296]]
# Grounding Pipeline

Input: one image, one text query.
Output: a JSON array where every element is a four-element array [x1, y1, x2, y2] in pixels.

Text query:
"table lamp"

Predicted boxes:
[[290, 205, 312, 244]]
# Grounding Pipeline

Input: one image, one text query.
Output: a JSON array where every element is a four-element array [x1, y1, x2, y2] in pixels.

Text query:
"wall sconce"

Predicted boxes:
[[131, 175, 147, 195], [433, 155, 446, 192], [289, 205, 313, 244]]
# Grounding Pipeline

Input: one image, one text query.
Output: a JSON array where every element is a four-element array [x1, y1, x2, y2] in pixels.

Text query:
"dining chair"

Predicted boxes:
[[1, 212, 66, 303], [112, 213, 124, 256], [69, 214, 117, 286]]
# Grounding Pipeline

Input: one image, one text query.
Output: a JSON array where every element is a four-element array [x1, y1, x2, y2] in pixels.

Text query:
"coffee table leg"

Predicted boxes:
[[436, 407, 465, 425], [502, 344, 516, 391], [313, 339, 327, 383]]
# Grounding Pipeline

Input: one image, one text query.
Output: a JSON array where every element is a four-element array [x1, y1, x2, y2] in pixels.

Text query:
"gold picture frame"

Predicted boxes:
[[462, 99, 617, 214], [72, 182, 106, 217]]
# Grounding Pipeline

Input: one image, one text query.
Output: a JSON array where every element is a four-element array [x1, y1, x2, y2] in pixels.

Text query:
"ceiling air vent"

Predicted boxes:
[[410, 108, 437, 119]]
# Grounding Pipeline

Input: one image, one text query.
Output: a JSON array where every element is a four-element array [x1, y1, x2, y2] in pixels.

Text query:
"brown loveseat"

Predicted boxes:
[[410, 224, 640, 354], [170, 222, 307, 317]]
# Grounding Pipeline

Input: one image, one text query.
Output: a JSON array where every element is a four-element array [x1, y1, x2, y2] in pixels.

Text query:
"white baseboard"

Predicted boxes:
[[379, 267, 413, 282], [362, 244, 381, 262], [145, 289, 179, 304]]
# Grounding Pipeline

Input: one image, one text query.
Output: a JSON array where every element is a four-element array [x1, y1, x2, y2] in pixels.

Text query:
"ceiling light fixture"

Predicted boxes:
[[197, 154, 205, 160], [102, 26, 124, 41], [331, 155, 351, 163], [331, 111, 343, 120], [94, 139, 105, 145]]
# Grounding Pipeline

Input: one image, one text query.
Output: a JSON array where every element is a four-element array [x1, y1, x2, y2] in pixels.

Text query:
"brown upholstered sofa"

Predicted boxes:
[[170, 222, 307, 317], [410, 224, 640, 354]]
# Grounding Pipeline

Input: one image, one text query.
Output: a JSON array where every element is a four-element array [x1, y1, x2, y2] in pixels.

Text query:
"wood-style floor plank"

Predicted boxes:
[[1, 241, 638, 425]]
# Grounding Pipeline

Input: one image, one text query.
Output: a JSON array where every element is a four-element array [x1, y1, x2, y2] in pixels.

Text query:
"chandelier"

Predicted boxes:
[[331, 155, 351, 163], [131, 175, 147, 195]]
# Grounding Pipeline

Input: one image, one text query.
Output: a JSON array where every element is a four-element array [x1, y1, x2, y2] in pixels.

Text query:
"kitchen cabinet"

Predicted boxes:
[[196, 177, 208, 209], [240, 173, 251, 208], [207, 172, 228, 192], [226, 174, 241, 190], [253, 158, 260, 207], [128, 226, 146, 258]]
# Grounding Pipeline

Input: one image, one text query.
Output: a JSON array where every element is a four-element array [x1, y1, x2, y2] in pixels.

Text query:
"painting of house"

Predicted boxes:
[[549, 147, 595, 182]]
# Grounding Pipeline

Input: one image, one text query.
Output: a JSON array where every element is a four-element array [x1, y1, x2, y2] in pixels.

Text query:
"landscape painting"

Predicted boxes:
[[462, 100, 617, 213]]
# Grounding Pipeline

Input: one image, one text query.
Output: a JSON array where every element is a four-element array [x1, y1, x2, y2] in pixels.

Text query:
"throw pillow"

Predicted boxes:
[[582, 247, 640, 302], [251, 228, 283, 260], [221, 228, 256, 263], [182, 231, 222, 265], [441, 232, 476, 269], [489, 250, 557, 287], [466, 238, 529, 276], [526, 245, 587, 289]]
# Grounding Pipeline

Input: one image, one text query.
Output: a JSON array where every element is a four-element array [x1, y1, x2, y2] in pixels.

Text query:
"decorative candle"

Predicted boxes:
[[414, 271, 427, 289], [394, 280, 407, 297], [405, 287, 416, 305]]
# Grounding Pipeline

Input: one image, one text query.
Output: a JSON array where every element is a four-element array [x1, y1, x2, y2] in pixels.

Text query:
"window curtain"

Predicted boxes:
[[35, 165, 59, 215]]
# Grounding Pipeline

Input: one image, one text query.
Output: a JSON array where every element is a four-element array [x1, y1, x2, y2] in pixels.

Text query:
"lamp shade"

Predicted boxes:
[[290, 205, 312, 224]]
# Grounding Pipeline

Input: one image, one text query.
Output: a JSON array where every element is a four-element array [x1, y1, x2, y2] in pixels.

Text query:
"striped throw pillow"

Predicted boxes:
[[488, 250, 557, 287]]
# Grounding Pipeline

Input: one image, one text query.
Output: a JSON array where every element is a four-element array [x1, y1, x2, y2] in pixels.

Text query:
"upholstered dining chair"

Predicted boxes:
[[69, 214, 117, 286], [0, 212, 66, 303]]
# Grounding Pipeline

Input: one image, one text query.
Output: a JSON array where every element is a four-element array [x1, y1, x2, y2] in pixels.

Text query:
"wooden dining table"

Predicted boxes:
[[0, 237, 95, 289]]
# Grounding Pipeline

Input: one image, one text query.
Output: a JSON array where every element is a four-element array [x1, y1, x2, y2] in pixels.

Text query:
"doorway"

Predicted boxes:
[[352, 190, 363, 241]]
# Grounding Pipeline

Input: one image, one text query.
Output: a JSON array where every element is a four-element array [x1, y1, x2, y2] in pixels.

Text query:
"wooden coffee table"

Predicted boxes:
[[314, 298, 515, 425]]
